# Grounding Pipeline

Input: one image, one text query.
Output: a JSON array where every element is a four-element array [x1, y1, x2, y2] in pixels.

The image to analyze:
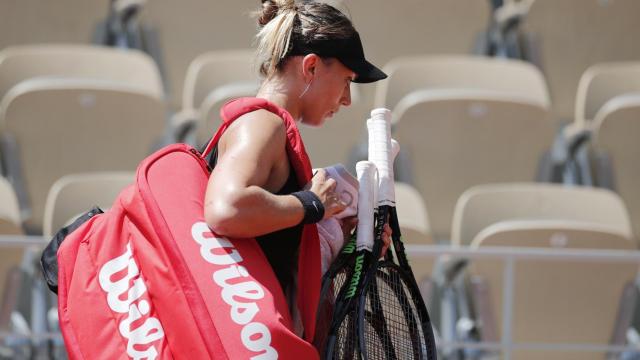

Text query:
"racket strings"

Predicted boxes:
[[321, 261, 357, 359], [333, 311, 359, 359], [361, 265, 427, 359]]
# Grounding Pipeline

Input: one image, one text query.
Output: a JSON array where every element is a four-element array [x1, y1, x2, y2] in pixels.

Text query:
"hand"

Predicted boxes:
[[339, 216, 392, 258], [339, 216, 358, 241], [305, 169, 347, 219], [381, 223, 392, 258]]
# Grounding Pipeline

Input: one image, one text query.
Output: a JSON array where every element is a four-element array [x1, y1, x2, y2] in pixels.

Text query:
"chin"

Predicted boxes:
[[300, 116, 326, 128]]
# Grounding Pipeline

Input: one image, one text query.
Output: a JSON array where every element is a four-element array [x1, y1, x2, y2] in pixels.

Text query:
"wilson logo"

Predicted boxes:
[[191, 222, 277, 360], [345, 254, 365, 299], [98, 243, 165, 359], [341, 238, 357, 254]]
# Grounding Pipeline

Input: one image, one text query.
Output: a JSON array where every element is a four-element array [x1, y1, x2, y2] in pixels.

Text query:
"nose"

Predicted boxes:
[[341, 83, 352, 107]]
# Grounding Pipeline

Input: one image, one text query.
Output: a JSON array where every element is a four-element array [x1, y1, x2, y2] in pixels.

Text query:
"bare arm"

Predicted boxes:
[[204, 110, 345, 238]]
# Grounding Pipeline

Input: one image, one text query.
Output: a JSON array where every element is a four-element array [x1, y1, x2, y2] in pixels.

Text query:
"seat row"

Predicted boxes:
[[0, 44, 639, 242]]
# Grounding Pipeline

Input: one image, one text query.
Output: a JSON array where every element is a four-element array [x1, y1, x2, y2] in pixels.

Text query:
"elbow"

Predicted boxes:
[[204, 199, 241, 237]]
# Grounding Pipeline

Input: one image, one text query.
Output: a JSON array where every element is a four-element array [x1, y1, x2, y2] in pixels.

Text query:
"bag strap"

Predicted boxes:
[[202, 97, 294, 158]]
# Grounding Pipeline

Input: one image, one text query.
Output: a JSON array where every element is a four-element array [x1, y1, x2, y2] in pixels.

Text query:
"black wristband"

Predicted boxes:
[[291, 190, 325, 224]]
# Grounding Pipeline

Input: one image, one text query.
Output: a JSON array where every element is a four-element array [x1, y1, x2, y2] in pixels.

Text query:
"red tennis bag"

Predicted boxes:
[[55, 98, 321, 359]]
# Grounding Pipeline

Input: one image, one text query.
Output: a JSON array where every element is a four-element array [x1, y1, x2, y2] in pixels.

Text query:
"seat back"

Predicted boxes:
[[394, 93, 553, 241], [42, 172, 134, 237], [180, 50, 259, 145], [593, 94, 640, 241], [0, 176, 21, 233], [395, 182, 432, 243], [0, 44, 164, 101], [0, 78, 164, 233], [395, 182, 435, 282], [374, 55, 550, 112], [0, 176, 24, 318], [452, 183, 634, 247], [470, 220, 637, 360], [575, 62, 640, 125], [524, 0, 640, 121], [182, 49, 257, 111]]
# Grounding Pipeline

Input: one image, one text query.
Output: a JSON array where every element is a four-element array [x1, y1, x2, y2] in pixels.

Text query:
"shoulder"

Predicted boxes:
[[221, 108, 287, 152]]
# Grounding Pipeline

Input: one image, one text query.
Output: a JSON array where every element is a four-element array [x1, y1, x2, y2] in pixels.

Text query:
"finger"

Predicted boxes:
[[325, 178, 337, 191], [332, 201, 347, 213], [344, 216, 358, 227], [314, 168, 327, 180], [381, 242, 390, 258]]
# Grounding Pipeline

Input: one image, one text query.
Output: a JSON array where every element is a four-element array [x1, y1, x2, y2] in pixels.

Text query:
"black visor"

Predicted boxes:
[[288, 31, 387, 83]]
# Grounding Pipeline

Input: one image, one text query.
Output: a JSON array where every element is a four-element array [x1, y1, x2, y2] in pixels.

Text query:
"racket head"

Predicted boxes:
[[317, 236, 357, 353], [358, 260, 437, 360]]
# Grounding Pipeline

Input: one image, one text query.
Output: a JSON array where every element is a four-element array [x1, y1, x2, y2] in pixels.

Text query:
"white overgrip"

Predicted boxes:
[[367, 108, 393, 206], [388, 138, 400, 203], [355, 161, 377, 251]]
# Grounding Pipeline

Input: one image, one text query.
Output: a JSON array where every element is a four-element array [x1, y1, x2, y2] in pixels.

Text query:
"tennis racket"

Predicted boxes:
[[357, 109, 437, 360], [321, 160, 378, 359], [316, 233, 356, 355]]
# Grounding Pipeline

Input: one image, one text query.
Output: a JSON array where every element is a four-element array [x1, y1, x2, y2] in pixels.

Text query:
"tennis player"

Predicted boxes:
[[204, 0, 389, 341]]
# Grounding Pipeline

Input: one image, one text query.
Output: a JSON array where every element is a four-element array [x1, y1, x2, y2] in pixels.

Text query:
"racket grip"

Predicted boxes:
[[367, 108, 393, 206], [355, 161, 377, 251], [386, 138, 400, 202]]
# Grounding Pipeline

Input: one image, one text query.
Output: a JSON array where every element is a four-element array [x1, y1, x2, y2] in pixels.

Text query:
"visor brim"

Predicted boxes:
[[340, 58, 388, 84]]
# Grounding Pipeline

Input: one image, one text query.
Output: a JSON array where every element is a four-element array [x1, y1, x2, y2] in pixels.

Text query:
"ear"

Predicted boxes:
[[301, 54, 320, 81]]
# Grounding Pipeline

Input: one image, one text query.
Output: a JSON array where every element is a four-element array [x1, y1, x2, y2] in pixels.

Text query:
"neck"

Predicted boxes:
[[256, 75, 302, 120]]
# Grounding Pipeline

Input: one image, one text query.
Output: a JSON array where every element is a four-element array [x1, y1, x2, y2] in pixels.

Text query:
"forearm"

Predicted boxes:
[[205, 185, 305, 238]]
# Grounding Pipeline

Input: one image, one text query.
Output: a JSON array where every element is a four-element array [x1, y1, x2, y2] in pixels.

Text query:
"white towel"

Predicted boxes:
[[317, 217, 344, 274], [314, 164, 359, 274]]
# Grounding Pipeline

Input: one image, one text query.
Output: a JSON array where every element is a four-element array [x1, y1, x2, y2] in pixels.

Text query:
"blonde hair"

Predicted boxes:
[[254, 0, 355, 79]]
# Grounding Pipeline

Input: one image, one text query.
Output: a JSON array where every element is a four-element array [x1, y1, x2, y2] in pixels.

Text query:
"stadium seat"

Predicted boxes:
[[0, 43, 164, 102], [394, 182, 435, 284], [373, 55, 550, 113], [393, 90, 553, 242], [591, 93, 640, 244], [42, 172, 134, 237], [173, 49, 259, 145], [0, 176, 22, 235], [574, 62, 640, 126], [0, 176, 26, 329], [525, 0, 640, 121], [553, 62, 640, 186], [468, 219, 637, 360], [451, 182, 635, 247], [395, 182, 433, 244], [0, 78, 165, 233]]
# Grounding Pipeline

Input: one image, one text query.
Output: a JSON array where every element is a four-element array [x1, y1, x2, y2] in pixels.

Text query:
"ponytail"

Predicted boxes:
[[255, 0, 298, 79]]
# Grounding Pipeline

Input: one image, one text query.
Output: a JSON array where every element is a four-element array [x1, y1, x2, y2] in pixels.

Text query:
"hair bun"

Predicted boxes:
[[258, 0, 296, 26], [258, 1, 278, 26]]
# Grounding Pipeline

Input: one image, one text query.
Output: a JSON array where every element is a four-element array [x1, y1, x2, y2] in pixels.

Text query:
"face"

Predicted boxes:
[[299, 56, 356, 127]]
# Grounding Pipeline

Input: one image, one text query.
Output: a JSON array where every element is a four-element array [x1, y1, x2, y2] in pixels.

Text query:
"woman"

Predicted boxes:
[[204, 0, 389, 346]]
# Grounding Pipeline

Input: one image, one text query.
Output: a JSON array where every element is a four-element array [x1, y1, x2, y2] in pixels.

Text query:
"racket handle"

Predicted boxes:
[[367, 108, 394, 206], [355, 161, 377, 251]]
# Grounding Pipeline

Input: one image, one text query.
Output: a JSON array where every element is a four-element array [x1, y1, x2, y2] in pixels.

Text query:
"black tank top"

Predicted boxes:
[[206, 146, 303, 294]]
